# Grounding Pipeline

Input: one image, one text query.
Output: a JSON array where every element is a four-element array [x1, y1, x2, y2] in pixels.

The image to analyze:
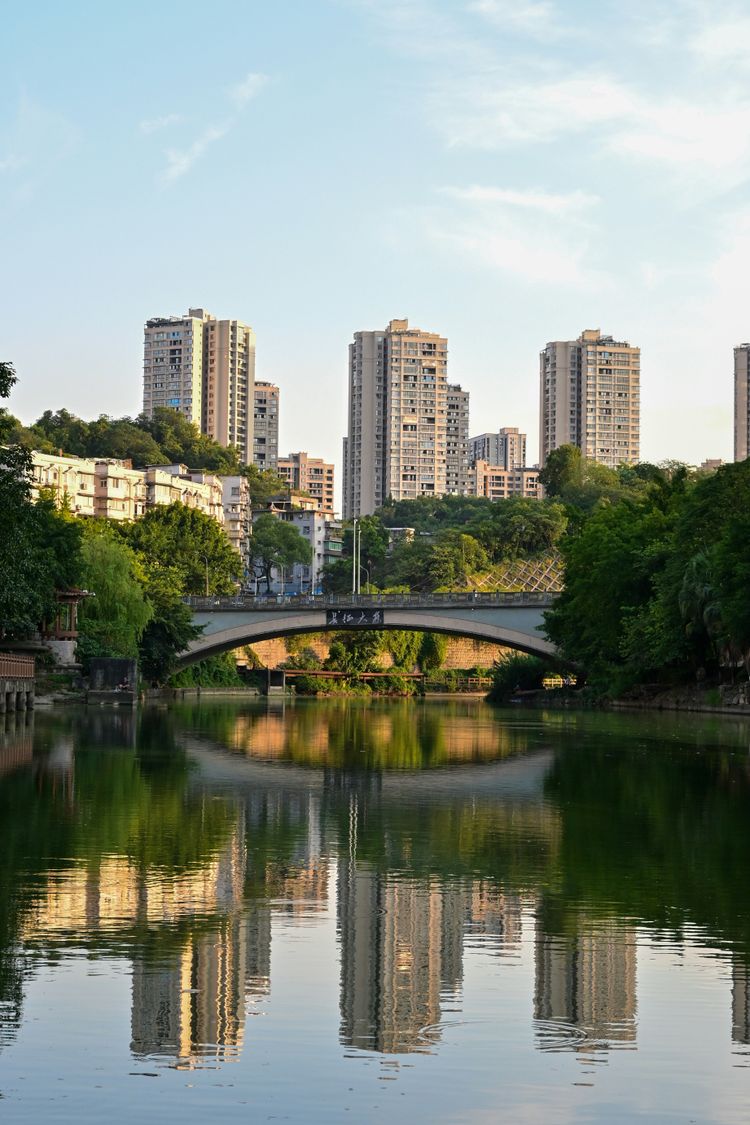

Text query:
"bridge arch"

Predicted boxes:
[[178, 599, 557, 669]]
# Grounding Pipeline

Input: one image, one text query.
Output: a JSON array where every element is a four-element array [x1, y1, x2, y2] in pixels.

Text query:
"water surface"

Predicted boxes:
[[1, 699, 750, 1123]]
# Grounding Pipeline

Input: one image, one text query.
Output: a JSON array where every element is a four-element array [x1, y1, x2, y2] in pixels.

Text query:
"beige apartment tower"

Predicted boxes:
[[143, 308, 256, 465], [343, 318, 456, 518], [540, 329, 640, 468], [734, 345, 750, 462], [277, 451, 335, 516], [253, 382, 280, 469], [446, 384, 471, 495], [469, 427, 527, 470]]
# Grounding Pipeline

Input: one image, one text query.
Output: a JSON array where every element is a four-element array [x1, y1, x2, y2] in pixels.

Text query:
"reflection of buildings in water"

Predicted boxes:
[[274, 860, 329, 916], [534, 920, 637, 1049], [130, 907, 271, 1067], [20, 823, 246, 937], [0, 712, 34, 778], [338, 862, 467, 1054], [466, 882, 524, 951], [731, 960, 750, 1044]]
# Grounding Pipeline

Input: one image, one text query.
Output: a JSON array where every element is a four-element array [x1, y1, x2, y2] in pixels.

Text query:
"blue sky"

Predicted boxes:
[[3, 0, 749, 472]]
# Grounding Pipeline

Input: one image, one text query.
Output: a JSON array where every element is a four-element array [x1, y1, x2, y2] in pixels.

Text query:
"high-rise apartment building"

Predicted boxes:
[[343, 318, 457, 518], [253, 382, 279, 469], [277, 451, 335, 516], [446, 385, 471, 495], [143, 308, 256, 464], [539, 329, 640, 468], [469, 427, 526, 470], [143, 310, 206, 425], [734, 345, 750, 461]]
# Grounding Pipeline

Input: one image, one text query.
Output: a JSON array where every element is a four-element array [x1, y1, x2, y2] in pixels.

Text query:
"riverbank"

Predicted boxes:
[[508, 681, 750, 718]]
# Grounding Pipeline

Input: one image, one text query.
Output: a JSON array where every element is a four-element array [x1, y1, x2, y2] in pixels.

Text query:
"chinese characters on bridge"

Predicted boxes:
[[326, 609, 384, 627]]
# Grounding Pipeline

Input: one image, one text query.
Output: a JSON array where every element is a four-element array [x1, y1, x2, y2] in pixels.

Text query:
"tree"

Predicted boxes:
[[138, 581, 202, 684], [0, 362, 18, 441], [473, 498, 568, 560], [121, 502, 242, 594], [537, 445, 583, 497], [242, 464, 290, 506], [544, 494, 675, 688], [77, 525, 152, 661], [141, 407, 242, 472], [249, 514, 312, 591]]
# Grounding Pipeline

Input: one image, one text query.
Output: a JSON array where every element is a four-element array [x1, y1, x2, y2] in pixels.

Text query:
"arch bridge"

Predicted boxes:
[[178, 592, 558, 669]]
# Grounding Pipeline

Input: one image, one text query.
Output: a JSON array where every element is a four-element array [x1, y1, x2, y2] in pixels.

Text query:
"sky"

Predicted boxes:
[[3, 0, 749, 473]]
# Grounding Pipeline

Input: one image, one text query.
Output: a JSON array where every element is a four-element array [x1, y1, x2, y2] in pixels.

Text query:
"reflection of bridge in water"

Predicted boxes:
[[180, 592, 558, 668]]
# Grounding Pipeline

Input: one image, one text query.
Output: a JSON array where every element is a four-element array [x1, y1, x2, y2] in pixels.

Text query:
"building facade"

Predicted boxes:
[[277, 452, 336, 516], [469, 427, 526, 470], [143, 308, 256, 464], [32, 452, 146, 521], [539, 329, 640, 468], [343, 318, 454, 518], [446, 384, 471, 495], [253, 382, 279, 470], [221, 476, 252, 573], [471, 460, 541, 501], [31, 452, 230, 530], [142, 310, 206, 426], [734, 344, 750, 462]]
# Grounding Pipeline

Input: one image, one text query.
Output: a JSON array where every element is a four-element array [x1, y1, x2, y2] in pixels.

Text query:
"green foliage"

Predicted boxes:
[[242, 464, 292, 506], [249, 514, 312, 590], [487, 653, 551, 702], [138, 583, 202, 685], [77, 525, 152, 661], [537, 444, 583, 496], [385, 631, 422, 670], [471, 497, 568, 561], [419, 632, 448, 673], [546, 461, 750, 691], [282, 646, 322, 671], [121, 502, 241, 595], [0, 446, 84, 639], [27, 406, 242, 472], [0, 361, 18, 440], [169, 652, 244, 688], [377, 493, 493, 532], [325, 631, 385, 673]]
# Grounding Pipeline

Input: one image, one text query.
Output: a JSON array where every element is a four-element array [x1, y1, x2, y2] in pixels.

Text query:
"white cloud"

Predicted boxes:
[[437, 69, 750, 186], [157, 70, 269, 183], [441, 184, 599, 215], [230, 72, 269, 107], [424, 182, 605, 287], [161, 123, 230, 181], [139, 113, 182, 134], [688, 13, 750, 65], [468, 0, 565, 38], [0, 154, 25, 173]]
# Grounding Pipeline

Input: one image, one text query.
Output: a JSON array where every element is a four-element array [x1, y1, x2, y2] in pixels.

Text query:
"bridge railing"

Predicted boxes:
[[184, 591, 558, 612]]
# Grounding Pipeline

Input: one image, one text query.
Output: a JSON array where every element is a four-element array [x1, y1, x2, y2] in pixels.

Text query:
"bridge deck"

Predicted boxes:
[[185, 592, 556, 612]]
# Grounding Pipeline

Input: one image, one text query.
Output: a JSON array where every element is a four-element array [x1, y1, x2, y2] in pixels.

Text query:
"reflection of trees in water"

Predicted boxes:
[[540, 728, 750, 958], [7, 703, 750, 1061], [0, 708, 240, 1052], [172, 698, 545, 770]]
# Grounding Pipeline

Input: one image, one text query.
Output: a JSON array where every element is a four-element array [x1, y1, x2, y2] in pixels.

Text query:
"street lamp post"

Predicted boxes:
[[351, 519, 359, 596], [360, 565, 370, 594]]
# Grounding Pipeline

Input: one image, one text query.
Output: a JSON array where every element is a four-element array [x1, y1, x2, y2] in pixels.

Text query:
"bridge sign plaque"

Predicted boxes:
[[326, 608, 384, 627]]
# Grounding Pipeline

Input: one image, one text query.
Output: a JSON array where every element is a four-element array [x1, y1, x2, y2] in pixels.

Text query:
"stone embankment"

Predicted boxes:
[[245, 635, 509, 671]]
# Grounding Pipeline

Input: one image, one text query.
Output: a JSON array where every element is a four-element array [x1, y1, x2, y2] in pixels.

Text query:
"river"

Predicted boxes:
[[1, 698, 750, 1123]]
